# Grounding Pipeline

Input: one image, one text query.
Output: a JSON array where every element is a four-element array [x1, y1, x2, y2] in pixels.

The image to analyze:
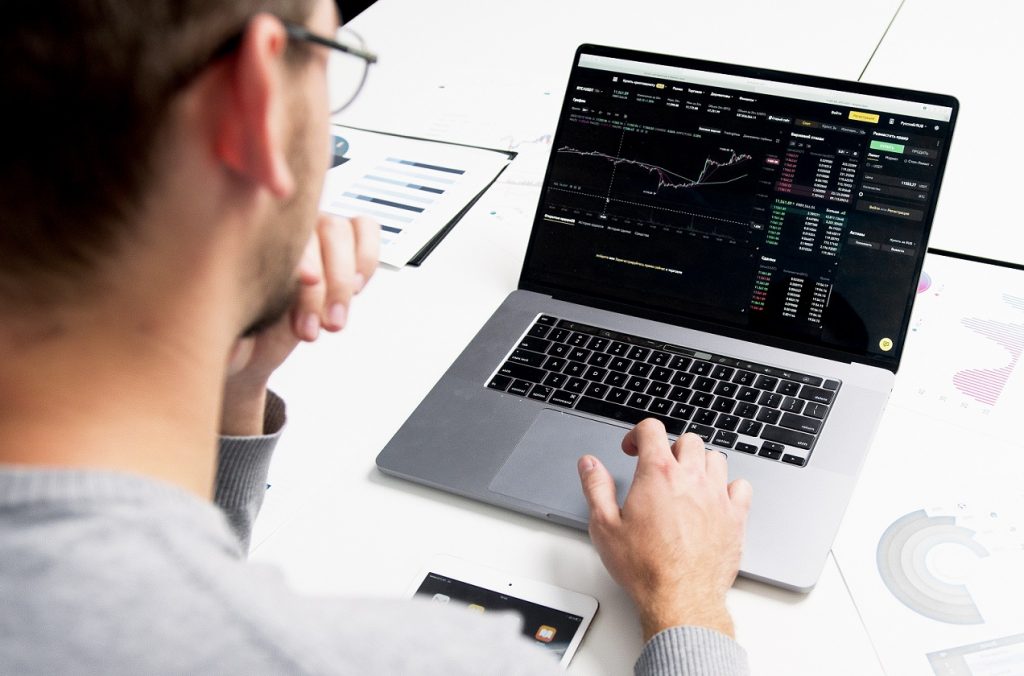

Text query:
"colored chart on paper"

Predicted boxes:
[[892, 254, 1024, 442]]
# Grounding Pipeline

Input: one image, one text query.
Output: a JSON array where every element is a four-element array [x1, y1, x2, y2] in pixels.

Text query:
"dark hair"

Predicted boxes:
[[0, 0, 315, 308]]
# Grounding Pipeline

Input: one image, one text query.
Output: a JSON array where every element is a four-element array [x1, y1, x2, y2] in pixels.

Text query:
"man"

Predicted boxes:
[[0, 0, 752, 673]]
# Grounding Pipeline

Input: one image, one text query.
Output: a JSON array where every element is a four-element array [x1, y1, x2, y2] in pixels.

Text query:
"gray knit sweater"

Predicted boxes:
[[0, 394, 748, 675]]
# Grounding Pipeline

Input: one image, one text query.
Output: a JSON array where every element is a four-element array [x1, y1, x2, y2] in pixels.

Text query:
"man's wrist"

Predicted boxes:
[[220, 384, 268, 437], [638, 596, 735, 642]]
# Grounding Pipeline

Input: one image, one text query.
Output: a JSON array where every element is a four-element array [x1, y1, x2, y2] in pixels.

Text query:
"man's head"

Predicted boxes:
[[0, 0, 338, 336]]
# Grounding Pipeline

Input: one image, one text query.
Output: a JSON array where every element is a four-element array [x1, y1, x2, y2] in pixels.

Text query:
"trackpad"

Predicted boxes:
[[488, 409, 636, 523]]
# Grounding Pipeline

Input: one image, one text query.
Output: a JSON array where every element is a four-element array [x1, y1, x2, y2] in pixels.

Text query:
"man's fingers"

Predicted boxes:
[[704, 446, 729, 484], [728, 478, 753, 515], [578, 455, 621, 529], [671, 432, 707, 470], [317, 214, 358, 331], [350, 215, 380, 292], [292, 235, 326, 341], [621, 418, 670, 458]]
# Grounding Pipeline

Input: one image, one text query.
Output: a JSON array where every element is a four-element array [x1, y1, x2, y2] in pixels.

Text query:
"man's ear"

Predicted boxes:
[[214, 13, 296, 199]]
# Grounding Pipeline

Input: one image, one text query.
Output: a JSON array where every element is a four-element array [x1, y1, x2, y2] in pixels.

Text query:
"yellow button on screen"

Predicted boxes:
[[879, 337, 894, 352], [849, 110, 880, 123]]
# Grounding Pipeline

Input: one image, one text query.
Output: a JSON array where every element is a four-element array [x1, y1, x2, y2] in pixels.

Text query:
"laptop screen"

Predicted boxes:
[[521, 45, 958, 369]]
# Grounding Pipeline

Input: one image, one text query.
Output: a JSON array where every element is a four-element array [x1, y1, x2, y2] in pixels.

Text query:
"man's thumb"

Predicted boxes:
[[578, 455, 621, 527]]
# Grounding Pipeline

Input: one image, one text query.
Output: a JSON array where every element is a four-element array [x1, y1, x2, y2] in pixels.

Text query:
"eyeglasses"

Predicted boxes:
[[283, 22, 377, 115]]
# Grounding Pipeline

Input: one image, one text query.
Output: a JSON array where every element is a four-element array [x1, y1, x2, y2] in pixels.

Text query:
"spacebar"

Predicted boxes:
[[575, 397, 685, 435]]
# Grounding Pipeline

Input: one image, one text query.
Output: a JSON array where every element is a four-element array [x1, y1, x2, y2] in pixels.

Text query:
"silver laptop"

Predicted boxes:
[[377, 44, 958, 591]]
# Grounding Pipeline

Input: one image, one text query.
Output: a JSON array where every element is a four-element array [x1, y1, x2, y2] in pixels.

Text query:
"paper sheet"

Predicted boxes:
[[320, 125, 512, 267], [832, 253, 1024, 676]]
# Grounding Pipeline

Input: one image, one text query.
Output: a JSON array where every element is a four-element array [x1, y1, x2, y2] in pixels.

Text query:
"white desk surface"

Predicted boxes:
[[250, 2, 1020, 674]]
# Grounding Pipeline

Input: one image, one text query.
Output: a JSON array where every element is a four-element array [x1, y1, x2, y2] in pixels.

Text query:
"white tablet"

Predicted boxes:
[[407, 555, 599, 667]]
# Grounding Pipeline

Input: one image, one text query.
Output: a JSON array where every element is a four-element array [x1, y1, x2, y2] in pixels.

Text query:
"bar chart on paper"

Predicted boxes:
[[321, 126, 512, 267]]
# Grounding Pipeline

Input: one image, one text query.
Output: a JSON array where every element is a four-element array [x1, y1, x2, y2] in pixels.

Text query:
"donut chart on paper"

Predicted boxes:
[[876, 510, 988, 624]]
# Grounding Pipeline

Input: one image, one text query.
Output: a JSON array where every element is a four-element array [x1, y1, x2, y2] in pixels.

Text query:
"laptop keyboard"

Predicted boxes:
[[485, 315, 841, 467]]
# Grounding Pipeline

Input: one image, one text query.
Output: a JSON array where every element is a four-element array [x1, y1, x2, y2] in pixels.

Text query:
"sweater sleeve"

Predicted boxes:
[[634, 626, 750, 676], [214, 391, 287, 553]]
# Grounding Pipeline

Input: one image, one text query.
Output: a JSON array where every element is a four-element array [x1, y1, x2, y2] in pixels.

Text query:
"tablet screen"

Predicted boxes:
[[414, 572, 586, 660]]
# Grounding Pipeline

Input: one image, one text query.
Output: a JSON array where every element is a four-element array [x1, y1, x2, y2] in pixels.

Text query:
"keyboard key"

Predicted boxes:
[[738, 420, 762, 436], [779, 412, 822, 435], [796, 374, 824, 387], [735, 402, 758, 418], [498, 362, 545, 383], [758, 442, 783, 459], [648, 382, 670, 398], [568, 332, 589, 347], [761, 425, 815, 450], [803, 402, 829, 419], [755, 408, 781, 424], [754, 375, 779, 391], [712, 430, 738, 448], [711, 397, 736, 414], [575, 396, 684, 434], [627, 346, 651, 361], [694, 409, 717, 425], [606, 372, 628, 387], [518, 336, 551, 353], [606, 387, 629, 404], [608, 357, 632, 372], [587, 352, 611, 367], [529, 385, 553, 401], [648, 351, 671, 366], [823, 379, 841, 391], [487, 375, 512, 391], [778, 380, 801, 396], [671, 372, 695, 387], [715, 415, 739, 431], [568, 347, 591, 362], [649, 398, 672, 415], [799, 385, 835, 405], [547, 328, 570, 343], [686, 423, 715, 441], [758, 392, 783, 408], [711, 365, 735, 380], [564, 362, 586, 377], [527, 324, 550, 339], [508, 379, 532, 396], [585, 382, 609, 399], [549, 390, 579, 407], [735, 442, 758, 454], [510, 349, 546, 368], [713, 381, 738, 397], [736, 387, 760, 403], [782, 454, 806, 467], [587, 336, 609, 351], [732, 370, 756, 386], [608, 341, 629, 356], [689, 360, 714, 375], [691, 392, 714, 408], [650, 366, 673, 382], [543, 357, 566, 372], [564, 377, 588, 394], [668, 355, 692, 370], [626, 376, 650, 392], [628, 362, 653, 378], [547, 343, 570, 358], [781, 396, 804, 413], [670, 403, 695, 420], [584, 366, 608, 382], [536, 315, 557, 325], [628, 392, 652, 409], [668, 386, 693, 403], [543, 372, 567, 389], [692, 377, 715, 393]]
